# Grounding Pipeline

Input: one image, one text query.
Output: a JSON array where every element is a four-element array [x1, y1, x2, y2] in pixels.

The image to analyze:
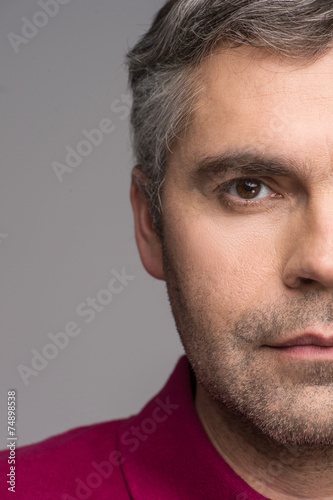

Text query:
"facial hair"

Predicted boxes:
[[162, 238, 333, 447]]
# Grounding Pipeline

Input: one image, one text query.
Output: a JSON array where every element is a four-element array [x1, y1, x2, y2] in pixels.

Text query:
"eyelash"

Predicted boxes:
[[214, 177, 282, 208]]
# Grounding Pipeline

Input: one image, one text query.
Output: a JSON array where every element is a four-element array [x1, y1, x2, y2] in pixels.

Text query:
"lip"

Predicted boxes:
[[265, 330, 333, 359], [273, 334, 333, 348]]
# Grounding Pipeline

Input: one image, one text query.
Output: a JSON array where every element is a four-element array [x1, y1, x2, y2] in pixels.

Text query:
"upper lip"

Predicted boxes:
[[272, 334, 333, 347]]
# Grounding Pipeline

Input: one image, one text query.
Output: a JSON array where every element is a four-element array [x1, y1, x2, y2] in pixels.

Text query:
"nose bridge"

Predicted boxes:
[[307, 196, 333, 256], [283, 191, 333, 288]]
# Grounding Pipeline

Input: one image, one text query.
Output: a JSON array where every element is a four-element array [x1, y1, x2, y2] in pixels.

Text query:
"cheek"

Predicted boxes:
[[166, 208, 281, 314]]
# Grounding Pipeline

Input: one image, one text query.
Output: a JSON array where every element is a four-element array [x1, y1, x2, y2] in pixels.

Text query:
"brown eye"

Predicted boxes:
[[234, 179, 262, 199], [217, 177, 278, 206]]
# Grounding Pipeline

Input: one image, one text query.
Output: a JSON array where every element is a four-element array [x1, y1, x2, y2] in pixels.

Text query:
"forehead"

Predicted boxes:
[[196, 46, 333, 124], [170, 46, 333, 178]]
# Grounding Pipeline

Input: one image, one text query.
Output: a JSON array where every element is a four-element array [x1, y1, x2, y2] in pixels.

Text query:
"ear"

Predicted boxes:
[[130, 166, 165, 280]]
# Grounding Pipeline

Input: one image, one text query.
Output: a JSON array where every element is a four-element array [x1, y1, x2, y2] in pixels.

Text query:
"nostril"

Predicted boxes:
[[301, 277, 314, 285]]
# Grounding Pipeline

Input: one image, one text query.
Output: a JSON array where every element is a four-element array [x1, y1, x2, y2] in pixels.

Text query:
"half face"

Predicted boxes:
[[132, 46, 333, 445]]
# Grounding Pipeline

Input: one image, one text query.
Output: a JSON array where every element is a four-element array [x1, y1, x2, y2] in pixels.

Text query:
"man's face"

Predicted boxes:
[[159, 47, 333, 445]]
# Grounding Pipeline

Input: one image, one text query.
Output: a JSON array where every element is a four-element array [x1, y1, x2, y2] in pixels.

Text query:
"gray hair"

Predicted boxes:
[[126, 0, 333, 241]]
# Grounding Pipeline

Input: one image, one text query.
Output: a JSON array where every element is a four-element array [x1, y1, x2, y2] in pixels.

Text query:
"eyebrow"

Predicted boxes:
[[189, 149, 303, 185]]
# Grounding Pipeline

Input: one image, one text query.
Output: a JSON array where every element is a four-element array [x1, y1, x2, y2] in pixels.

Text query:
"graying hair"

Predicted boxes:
[[126, 0, 333, 241]]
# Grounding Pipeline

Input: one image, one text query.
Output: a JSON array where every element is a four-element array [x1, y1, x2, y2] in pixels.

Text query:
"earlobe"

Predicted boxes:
[[130, 166, 165, 281]]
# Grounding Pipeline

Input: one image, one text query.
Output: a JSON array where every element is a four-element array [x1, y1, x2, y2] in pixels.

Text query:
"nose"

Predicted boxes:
[[282, 200, 333, 290]]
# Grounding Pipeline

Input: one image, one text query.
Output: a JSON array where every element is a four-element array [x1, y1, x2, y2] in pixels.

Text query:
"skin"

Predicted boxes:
[[130, 46, 333, 499]]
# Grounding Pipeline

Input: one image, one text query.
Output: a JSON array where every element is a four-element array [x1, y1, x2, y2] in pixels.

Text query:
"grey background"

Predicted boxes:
[[1, 0, 183, 448]]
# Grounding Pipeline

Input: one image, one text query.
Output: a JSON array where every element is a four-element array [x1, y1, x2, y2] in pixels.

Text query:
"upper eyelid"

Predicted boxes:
[[215, 176, 274, 192]]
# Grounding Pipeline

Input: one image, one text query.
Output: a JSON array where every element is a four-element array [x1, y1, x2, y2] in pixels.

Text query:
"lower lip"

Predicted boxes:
[[269, 345, 333, 359]]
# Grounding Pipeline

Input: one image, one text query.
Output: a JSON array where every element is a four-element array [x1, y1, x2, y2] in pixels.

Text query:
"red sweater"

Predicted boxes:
[[0, 356, 269, 499]]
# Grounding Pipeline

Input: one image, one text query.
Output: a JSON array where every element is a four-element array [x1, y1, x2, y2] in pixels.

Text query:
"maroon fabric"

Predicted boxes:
[[0, 356, 269, 499]]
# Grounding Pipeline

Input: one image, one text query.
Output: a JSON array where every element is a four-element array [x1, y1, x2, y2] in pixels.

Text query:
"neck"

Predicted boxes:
[[195, 383, 333, 500]]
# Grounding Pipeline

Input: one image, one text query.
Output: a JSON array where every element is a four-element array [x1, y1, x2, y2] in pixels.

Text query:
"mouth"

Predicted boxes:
[[265, 333, 333, 359], [274, 334, 333, 348]]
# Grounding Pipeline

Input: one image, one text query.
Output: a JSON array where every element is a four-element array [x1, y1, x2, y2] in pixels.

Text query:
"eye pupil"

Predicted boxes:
[[236, 179, 261, 199]]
